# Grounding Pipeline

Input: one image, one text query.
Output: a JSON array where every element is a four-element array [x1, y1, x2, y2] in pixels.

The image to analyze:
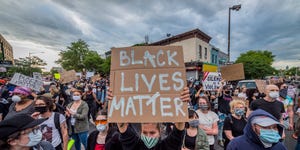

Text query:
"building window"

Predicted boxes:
[[215, 55, 218, 64], [204, 47, 207, 59], [199, 45, 202, 59], [212, 54, 215, 64]]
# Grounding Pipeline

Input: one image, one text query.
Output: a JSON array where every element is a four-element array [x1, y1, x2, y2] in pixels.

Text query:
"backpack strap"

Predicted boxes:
[[54, 112, 63, 143]]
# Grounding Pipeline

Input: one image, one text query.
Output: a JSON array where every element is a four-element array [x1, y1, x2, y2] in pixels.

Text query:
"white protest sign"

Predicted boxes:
[[10, 73, 43, 91], [202, 72, 221, 91], [86, 72, 94, 79], [33, 72, 42, 81]]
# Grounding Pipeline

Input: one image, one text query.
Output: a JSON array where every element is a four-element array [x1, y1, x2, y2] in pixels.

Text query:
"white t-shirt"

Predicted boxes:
[[196, 110, 219, 145], [39, 113, 66, 147]]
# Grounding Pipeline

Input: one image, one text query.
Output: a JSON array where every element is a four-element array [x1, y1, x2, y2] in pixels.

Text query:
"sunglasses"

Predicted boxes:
[[94, 119, 107, 125]]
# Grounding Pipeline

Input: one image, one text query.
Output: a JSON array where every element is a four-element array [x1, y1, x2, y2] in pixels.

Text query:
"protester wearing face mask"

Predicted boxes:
[[250, 85, 285, 121], [182, 109, 209, 150], [32, 96, 68, 150], [223, 100, 247, 149], [216, 81, 233, 147], [65, 90, 89, 150], [196, 96, 219, 150], [246, 89, 259, 107], [87, 111, 123, 150], [0, 114, 55, 150], [107, 87, 190, 150], [5, 86, 35, 120], [227, 109, 287, 150]]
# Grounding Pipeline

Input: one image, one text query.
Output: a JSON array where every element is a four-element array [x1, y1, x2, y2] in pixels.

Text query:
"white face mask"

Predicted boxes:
[[12, 95, 21, 102], [73, 96, 81, 101], [269, 91, 279, 99], [26, 129, 42, 146]]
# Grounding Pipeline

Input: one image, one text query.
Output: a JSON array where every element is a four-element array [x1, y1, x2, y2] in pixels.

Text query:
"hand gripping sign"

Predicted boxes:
[[108, 46, 188, 123]]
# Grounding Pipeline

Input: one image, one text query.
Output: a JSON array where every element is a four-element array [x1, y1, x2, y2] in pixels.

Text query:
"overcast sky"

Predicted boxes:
[[0, 0, 299, 71]]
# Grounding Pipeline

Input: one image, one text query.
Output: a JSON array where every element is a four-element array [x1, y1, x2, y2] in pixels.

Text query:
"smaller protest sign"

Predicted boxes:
[[255, 80, 267, 93], [86, 72, 94, 79], [10, 73, 43, 91], [54, 73, 60, 80], [220, 63, 245, 81], [91, 75, 100, 82], [60, 70, 77, 84], [202, 72, 221, 91], [33, 72, 42, 81]]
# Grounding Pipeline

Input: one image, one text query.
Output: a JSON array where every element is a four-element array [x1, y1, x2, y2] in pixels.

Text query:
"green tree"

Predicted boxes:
[[83, 51, 103, 72], [99, 56, 111, 76], [56, 39, 90, 72], [7, 56, 46, 76], [235, 50, 276, 79]]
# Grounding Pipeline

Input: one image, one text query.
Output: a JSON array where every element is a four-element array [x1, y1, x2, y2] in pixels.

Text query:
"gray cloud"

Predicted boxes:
[[0, 0, 299, 70]]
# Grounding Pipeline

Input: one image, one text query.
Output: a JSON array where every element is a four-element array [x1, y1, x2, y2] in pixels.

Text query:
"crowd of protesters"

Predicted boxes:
[[0, 74, 299, 150]]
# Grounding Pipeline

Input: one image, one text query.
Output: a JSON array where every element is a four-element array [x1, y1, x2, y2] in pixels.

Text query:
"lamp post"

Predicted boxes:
[[28, 51, 44, 76], [228, 4, 241, 63]]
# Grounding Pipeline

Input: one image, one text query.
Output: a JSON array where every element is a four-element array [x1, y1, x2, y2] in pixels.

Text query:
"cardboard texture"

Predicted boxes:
[[255, 80, 267, 93], [220, 63, 245, 81], [91, 75, 101, 82], [109, 46, 188, 123], [202, 72, 221, 91], [10, 73, 43, 91], [60, 70, 77, 84]]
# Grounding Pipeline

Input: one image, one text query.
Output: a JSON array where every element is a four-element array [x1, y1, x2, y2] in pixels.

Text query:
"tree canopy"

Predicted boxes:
[[6, 56, 46, 76], [56, 39, 111, 75], [235, 50, 276, 79]]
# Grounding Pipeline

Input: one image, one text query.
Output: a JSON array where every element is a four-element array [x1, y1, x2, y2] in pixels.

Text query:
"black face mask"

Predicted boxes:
[[34, 106, 48, 114], [224, 91, 230, 95]]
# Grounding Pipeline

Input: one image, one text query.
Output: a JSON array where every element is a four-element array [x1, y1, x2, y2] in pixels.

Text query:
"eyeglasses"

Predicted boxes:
[[94, 119, 107, 125]]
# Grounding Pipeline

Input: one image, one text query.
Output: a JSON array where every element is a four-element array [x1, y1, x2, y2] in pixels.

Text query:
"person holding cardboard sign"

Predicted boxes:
[[106, 87, 190, 150]]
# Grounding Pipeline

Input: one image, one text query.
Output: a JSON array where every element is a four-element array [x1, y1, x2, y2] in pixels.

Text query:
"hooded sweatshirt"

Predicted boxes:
[[227, 109, 287, 150]]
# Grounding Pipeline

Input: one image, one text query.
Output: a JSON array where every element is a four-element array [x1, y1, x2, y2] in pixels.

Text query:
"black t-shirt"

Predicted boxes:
[[223, 115, 247, 149], [250, 98, 285, 120], [184, 132, 196, 150], [218, 94, 232, 114]]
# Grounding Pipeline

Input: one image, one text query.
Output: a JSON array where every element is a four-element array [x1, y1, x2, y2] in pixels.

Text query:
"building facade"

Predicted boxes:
[[0, 34, 14, 63], [150, 29, 212, 63]]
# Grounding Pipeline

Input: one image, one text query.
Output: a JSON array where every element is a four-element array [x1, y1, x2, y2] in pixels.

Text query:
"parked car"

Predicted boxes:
[[237, 80, 257, 89]]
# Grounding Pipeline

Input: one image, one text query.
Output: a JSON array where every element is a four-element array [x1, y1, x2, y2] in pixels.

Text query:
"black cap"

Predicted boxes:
[[0, 114, 46, 140]]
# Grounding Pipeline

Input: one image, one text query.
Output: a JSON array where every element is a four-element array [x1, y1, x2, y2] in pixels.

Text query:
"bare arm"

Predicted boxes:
[[287, 105, 294, 130], [224, 130, 234, 140], [60, 121, 68, 150], [199, 122, 218, 135]]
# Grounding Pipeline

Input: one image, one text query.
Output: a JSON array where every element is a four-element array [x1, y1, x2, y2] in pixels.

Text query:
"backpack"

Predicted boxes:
[[54, 112, 64, 142]]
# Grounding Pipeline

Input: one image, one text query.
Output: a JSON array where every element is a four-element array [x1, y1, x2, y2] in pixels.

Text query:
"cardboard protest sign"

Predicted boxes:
[[202, 72, 221, 91], [60, 70, 77, 84], [33, 72, 42, 81], [10, 73, 43, 91], [108, 46, 188, 123], [91, 75, 100, 82], [255, 80, 267, 93], [220, 63, 245, 81]]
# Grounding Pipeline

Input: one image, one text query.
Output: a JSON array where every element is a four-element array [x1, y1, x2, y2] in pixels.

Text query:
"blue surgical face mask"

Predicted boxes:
[[199, 104, 208, 110], [26, 129, 43, 146], [189, 119, 200, 128], [234, 108, 245, 116], [259, 129, 281, 145]]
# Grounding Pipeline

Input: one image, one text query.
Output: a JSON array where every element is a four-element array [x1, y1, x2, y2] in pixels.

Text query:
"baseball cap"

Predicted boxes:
[[0, 114, 46, 140], [251, 116, 282, 127]]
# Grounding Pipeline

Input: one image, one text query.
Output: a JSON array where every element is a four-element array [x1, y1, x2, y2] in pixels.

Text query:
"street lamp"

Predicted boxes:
[[228, 4, 241, 63]]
